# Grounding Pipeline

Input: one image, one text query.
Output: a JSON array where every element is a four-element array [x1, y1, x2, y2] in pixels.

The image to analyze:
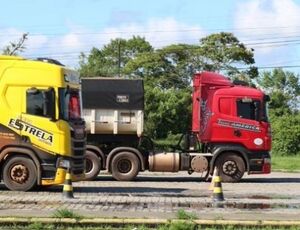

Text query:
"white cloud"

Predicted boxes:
[[1, 18, 205, 67], [233, 0, 300, 70], [0, 28, 26, 48], [235, 0, 300, 35], [234, 0, 300, 54], [26, 35, 48, 52], [0, 28, 48, 55], [99, 17, 205, 48]]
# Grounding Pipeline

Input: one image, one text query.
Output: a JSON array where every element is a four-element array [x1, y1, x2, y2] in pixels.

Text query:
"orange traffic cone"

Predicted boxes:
[[62, 168, 74, 199], [212, 167, 224, 202], [208, 167, 218, 190]]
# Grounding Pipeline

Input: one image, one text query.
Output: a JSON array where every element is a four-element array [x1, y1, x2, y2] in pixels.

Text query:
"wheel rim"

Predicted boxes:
[[117, 159, 132, 173], [85, 158, 93, 173], [10, 164, 29, 184], [222, 160, 237, 175]]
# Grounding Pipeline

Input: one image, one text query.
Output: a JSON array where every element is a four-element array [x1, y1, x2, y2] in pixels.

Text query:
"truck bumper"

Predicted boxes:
[[40, 156, 85, 186], [248, 151, 271, 174]]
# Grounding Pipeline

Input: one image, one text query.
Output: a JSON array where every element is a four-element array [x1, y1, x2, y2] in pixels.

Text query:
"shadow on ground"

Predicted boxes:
[[94, 174, 300, 183], [36, 185, 187, 195]]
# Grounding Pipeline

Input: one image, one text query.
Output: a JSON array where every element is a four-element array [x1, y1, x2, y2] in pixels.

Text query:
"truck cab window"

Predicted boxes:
[[236, 99, 260, 121], [26, 89, 44, 116], [59, 88, 81, 121]]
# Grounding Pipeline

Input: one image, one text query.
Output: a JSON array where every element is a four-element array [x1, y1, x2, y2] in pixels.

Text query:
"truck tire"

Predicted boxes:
[[111, 151, 140, 181], [215, 153, 245, 182], [85, 150, 101, 180], [2, 156, 37, 191]]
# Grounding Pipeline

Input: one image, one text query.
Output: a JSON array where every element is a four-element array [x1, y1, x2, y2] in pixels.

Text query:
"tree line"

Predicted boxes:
[[2, 33, 300, 156]]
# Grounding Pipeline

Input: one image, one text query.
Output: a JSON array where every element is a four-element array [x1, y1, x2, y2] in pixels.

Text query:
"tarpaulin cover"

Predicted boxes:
[[82, 78, 144, 110]]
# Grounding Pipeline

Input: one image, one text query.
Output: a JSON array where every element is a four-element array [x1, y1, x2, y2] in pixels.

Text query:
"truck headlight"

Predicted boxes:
[[57, 158, 71, 169]]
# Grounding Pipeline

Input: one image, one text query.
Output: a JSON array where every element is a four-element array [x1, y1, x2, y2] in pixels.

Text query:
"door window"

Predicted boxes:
[[26, 90, 44, 116], [236, 99, 260, 121]]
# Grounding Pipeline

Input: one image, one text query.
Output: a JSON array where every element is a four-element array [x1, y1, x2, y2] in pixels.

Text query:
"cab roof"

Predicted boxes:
[[0, 55, 67, 71]]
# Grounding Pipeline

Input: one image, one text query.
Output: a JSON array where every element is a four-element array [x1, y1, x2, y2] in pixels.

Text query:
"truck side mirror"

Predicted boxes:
[[43, 87, 56, 121]]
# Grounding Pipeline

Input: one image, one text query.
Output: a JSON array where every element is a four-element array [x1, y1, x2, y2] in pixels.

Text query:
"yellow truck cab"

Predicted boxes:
[[0, 55, 85, 191]]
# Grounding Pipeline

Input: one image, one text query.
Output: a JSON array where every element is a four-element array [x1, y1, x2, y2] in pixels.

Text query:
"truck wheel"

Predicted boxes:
[[85, 150, 101, 180], [111, 152, 140, 181], [215, 153, 245, 182], [2, 156, 37, 191]]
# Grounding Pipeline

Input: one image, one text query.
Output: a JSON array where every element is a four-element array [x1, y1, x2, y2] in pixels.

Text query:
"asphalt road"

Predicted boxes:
[[0, 171, 299, 220]]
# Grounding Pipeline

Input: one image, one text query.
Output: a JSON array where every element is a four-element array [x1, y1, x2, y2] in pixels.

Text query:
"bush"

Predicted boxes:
[[271, 113, 300, 156], [154, 133, 183, 151], [144, 86, 192, 139]]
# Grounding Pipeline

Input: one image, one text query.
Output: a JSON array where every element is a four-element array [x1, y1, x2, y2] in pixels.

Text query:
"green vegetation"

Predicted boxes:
[[272, 155, 300, 172], [0, 222, 299, 230], [158, 221, 196, 230], [258, 69, 300, 157], [270, 114, 300, 156], [27, 222, 55, 230], [52, 208, 83, 220], [176, 209, 197, 220]]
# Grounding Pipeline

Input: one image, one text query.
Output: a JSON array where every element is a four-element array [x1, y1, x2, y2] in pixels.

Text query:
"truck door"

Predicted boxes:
[[233, 98, 266, 150], [213, 96, 266, 150], [3, 85, 23, 145], [20, 87, 59, 155]]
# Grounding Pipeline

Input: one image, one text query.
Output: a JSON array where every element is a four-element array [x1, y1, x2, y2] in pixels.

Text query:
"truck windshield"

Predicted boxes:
[[59, 88, 82, 121]]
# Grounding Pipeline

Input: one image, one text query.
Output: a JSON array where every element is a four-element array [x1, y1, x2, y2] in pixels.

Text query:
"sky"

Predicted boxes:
[[1, 0, 300, 73]]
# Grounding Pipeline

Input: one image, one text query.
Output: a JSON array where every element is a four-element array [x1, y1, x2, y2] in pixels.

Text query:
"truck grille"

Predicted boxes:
[[72, 156, 85, 175], [71, 130, 86, 176], [72, 138, 86, 156]]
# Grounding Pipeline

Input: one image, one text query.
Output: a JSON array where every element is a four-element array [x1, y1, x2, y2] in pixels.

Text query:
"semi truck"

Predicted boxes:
[[0, 56, 85, 191], [82, 72, 271, 182]]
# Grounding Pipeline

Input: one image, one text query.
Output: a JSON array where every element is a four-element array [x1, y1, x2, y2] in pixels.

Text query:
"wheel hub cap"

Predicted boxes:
[[11, 165, 28, 183], [223, 160, 237, 175], [118, 160, 131, 173]]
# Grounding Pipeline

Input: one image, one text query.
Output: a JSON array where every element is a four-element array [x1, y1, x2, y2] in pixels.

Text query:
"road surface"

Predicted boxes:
[[0, 171, 299, 221]]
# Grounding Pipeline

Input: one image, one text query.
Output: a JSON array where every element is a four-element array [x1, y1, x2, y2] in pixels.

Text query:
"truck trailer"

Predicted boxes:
[[0, 56, 86, 191], [82, 72, 271, 182]]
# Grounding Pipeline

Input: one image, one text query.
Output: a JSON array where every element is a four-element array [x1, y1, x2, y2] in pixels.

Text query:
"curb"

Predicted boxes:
[[0, 217, 299, 227]]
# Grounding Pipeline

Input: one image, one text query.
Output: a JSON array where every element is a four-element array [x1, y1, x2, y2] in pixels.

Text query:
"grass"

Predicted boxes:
[[271, 155, 300, 172], [0, 222, 299, 230], [176, 209, 197, 220], [52, 208, 83, 220]]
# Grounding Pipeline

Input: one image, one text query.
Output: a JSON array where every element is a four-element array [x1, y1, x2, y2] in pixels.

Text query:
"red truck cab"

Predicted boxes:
[[192, 72, 271, 181]]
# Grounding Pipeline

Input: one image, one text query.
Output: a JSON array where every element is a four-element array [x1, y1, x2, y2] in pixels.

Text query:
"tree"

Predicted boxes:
[[144, 85, 192, 138], [2, 33, 28, 55], [125, 32, 258, 89], [79, 36, 153, 77], [197, 32, 258, 81], [125, 44, 196, 89], [257, 68, 300, 116], [257, 69, 300, 156]]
